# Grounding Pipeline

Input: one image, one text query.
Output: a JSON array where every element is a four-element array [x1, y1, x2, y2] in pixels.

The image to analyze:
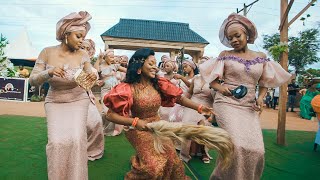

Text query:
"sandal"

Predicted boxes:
[[202, 156, 210, 164]]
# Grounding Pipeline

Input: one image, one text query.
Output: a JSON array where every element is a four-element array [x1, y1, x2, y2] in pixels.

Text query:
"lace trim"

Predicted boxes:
[[36, 58, 46, 64], [217, 55, 270, 72]]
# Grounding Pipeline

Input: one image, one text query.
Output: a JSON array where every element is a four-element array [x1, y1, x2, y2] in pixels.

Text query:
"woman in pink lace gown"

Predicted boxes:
[[29, 11, 99, 180], [180, 56, 214, 164], [168, 58, 199, 124], [200, 13, 291, 180], [94, 49, 126, 136], [81, 39, 104, 161], [158, 60, 184, 122], [104, 48, 213, 179], [174, 58, 199, 93]]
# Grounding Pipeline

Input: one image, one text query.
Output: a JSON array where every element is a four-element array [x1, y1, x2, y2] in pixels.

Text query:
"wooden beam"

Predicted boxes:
[[102, 36, 208, 49], [277, 0, 290, 146], [102, 37, 207, 52], [106, 41, 204, 51], [279, 0, 294, 31], [288, 0, 317, 27]]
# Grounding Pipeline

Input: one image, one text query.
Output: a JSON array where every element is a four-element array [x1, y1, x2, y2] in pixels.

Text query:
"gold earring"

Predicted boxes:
[[65, 38, 68, 45]]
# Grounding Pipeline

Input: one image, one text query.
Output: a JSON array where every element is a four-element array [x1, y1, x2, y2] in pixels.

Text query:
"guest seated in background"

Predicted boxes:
[[18, 65, 29, 78]]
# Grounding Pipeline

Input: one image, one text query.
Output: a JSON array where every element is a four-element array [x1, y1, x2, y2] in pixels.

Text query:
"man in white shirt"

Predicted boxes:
[[272, 87, 280, 110]]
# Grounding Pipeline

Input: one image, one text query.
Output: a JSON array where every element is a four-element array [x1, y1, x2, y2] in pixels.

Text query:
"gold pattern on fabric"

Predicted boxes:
[[124, 83, 190, 180]]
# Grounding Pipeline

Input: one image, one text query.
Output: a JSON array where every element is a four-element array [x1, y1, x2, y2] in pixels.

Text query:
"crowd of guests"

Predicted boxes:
[[262, 78, 320, 121], [25, 10, 311, 180]]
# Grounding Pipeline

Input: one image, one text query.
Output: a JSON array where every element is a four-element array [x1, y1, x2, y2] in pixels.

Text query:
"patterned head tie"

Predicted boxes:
[[182, 58, 197, 70], [56, 11, 91, 41], [219, 13, 257, 48], [82, 39, 95, 58]]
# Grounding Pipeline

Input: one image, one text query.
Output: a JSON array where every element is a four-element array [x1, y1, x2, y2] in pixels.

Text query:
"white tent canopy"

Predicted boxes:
[[4, 29, 38, 60]]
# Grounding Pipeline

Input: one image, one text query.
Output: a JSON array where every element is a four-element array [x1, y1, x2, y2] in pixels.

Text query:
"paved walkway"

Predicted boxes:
[[0, 100, 318, 132]]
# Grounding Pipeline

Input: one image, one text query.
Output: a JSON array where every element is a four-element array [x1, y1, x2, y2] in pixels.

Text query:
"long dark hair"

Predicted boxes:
[[125, 48, 161, 92], [193, 66, 199, 75]]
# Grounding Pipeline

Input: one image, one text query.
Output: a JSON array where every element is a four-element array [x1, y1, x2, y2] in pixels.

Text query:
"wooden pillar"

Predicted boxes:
[[104, 42, 109, 51], [277, 0, 289, 145], [191, 52, 201, 63], [170, 50, 176, 60]]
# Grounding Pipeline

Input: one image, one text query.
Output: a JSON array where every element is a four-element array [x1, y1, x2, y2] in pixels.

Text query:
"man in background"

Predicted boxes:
[[18, 65, 29, 78], [287, 78, 299, 112], [272, 87, 280, 110]]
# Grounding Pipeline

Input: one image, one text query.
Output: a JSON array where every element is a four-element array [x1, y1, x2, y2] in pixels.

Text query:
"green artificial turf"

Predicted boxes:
[[0, 115, 319, 180]]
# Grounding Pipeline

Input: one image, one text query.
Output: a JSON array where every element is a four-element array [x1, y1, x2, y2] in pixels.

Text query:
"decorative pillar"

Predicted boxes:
[[191, 52, 201, 63], [170, 50, 176, 60], [104, 42, 109, 51]]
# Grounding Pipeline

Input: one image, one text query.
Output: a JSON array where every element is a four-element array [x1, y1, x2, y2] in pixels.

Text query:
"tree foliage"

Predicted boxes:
[[0, 34, 18, 77], [305, 68, 320, 77], [262, 28, 320, 74]]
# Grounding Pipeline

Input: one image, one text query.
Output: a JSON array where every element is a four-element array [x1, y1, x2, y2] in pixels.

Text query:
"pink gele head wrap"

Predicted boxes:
[[163, 59, 178, 72], [219, 13, 257, 48], [82, 39, 95, 58], [56, 11, 92, 41], [226, 21, 248, 36], [182, 59, 196, 70], [120, 55, 129, 63], [104, 49, 114, 57], [161, 55, 170, 62]]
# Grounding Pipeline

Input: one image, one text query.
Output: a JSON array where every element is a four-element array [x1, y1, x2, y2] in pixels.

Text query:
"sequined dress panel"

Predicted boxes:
[[125, 84, 189, 180]]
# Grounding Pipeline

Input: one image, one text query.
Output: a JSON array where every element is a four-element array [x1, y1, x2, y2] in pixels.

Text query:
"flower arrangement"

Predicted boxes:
[[0, 34, 18, 78]]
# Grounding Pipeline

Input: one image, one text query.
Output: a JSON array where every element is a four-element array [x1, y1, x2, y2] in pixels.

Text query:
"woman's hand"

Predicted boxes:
[[96, 80, 104, 87], [48, 67, 66, 78], [218, 86, 232, 96], [136, 120, 149, 131], [201, 105, 216, 117], [97, 49, 105, 60], [252, 97, 264, 114], [84, 72, 98, 83]]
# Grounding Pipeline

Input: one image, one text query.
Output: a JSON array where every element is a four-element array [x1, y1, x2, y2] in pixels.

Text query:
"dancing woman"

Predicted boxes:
[[104, 48, 215, 179], [180, 56, 214, 164], [94, 49, 126, 136], [200, 13, 291, 180], [174, 58, 199, 92], [158, 59, 182, 122], [29, 11, 97, 180], [81, 38, 104, 161]]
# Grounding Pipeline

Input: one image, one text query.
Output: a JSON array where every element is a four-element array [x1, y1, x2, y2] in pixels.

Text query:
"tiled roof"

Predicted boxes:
[[101, 18, 209, 44]]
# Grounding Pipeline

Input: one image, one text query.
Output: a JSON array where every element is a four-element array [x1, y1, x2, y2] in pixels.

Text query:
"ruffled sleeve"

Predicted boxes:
[[158, 77, 183, 107], [258, 61, 292, 88], [199, 58, 224, 84], [103, 83, 133, 117]]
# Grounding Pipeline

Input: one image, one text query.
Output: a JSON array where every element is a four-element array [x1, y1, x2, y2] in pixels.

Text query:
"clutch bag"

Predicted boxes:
[[73, 69, 96, 91]]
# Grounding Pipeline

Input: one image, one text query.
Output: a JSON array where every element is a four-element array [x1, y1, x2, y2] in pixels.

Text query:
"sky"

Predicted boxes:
[[0, 0, 319, 68]]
